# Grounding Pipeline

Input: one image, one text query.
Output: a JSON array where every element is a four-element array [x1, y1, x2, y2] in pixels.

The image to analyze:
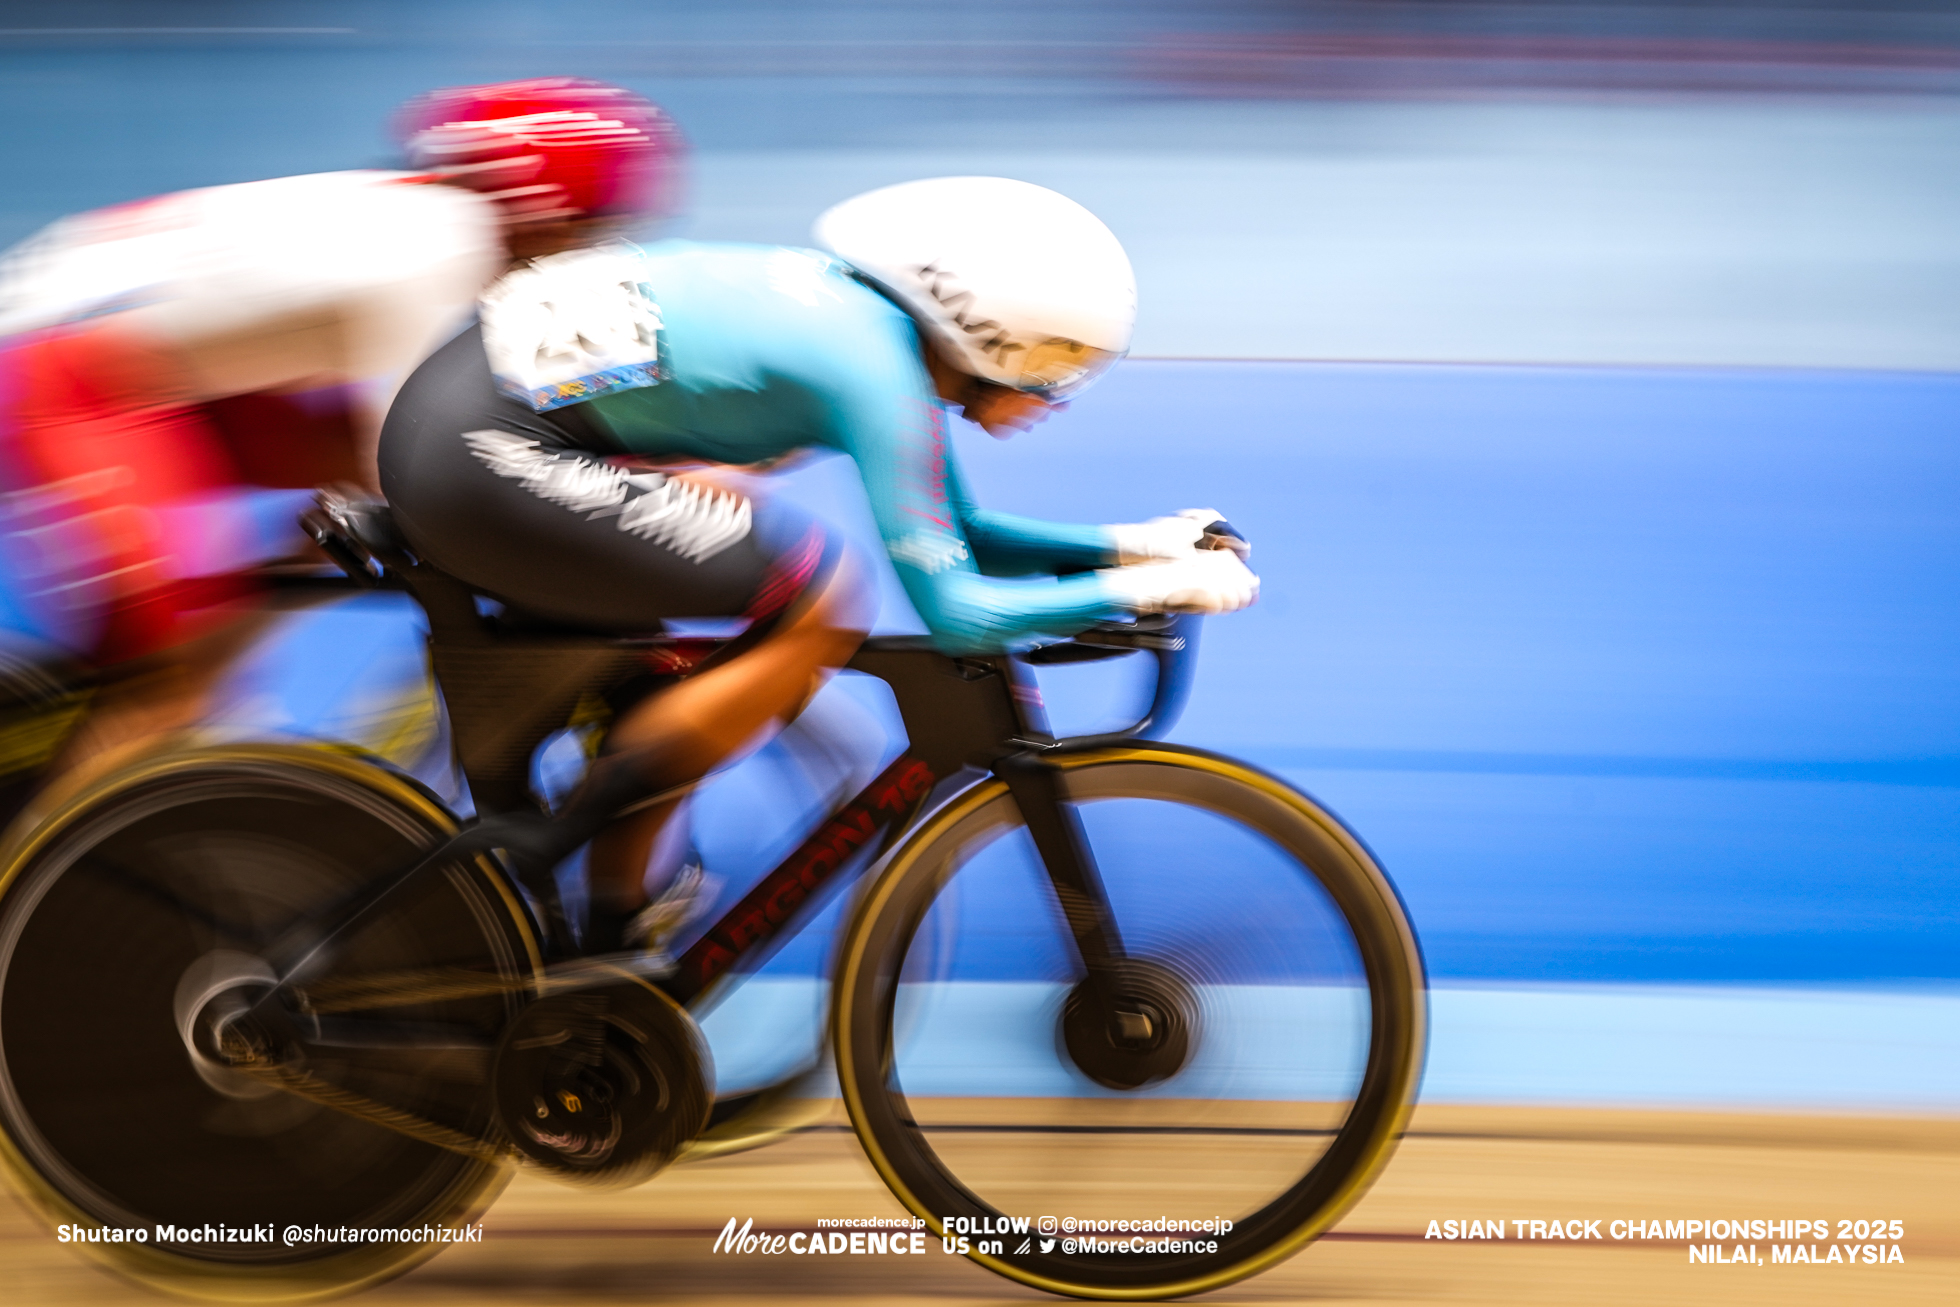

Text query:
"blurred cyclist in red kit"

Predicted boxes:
[[0, 78, 684, 788]]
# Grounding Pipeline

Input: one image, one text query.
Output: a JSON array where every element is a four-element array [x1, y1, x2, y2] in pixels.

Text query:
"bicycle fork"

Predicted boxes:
[[993, 751, 1159, 1048]]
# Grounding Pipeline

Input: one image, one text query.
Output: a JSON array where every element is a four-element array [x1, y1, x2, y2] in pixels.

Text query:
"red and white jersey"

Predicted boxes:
[[0, 170, 502, 410]]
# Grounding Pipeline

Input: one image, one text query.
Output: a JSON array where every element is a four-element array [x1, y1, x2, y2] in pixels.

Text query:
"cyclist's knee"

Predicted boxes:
[[748, 523, 873, 659], [799, 541, 875, 650]]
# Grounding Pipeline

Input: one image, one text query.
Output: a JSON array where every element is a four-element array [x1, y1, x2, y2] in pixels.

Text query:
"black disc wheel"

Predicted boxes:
[[0, 745, 540, 1301], [833, 744, 1426, 1299]]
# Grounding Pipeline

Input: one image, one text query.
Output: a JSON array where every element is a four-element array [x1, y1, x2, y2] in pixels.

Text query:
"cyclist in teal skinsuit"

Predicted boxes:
[[378, 177, 1258, 955], [576, 239, 1125, 653]]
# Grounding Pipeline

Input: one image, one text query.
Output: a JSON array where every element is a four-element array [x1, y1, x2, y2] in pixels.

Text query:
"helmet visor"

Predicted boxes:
[[1011, 337, 1123, 401]]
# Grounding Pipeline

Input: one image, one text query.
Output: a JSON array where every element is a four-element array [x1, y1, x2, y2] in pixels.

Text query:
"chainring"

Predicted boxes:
[[491, 974, 711, 1188]]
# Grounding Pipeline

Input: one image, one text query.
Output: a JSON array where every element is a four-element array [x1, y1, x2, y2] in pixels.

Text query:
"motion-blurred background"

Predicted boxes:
[[2, 0, 1954, 1109]]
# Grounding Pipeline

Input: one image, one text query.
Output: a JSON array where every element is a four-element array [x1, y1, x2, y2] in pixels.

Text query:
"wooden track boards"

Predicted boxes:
[[5, 1103, 1953, 1305]]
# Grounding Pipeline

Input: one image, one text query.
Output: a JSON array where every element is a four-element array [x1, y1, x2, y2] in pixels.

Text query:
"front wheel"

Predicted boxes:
[[832, 745, 1425, 1299]]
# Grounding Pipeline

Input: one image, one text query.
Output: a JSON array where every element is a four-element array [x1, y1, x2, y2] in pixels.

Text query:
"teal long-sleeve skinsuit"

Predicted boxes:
[[575, 241, 1128, 654]]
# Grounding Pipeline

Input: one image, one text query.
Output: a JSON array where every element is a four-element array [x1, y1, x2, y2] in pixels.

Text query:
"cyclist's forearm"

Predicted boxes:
[[906, 569, 1124, 655], [960, 507, 1116, 577], [942, 449, 1115, 576]]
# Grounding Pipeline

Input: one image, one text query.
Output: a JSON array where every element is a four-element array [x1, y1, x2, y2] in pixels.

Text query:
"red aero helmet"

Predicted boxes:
[[396, 78, 683, 224]]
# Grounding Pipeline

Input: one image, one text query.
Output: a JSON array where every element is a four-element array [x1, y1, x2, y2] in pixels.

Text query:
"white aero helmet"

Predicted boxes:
[[813, 176, 1135, 400]]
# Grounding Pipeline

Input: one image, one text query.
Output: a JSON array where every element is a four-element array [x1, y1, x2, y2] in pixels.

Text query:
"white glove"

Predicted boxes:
[[1107, 508, 1248, 564], [1102, 550, 1260, 615]]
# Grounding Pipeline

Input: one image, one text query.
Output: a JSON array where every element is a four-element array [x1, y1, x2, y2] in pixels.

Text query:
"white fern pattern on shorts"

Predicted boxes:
[[462, 429, 627, 513], [462, 428, 751, 562], [617, 477, 753, 561]]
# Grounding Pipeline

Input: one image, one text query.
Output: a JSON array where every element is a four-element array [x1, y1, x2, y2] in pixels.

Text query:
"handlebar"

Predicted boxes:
[[1020, 613, 1199, 750], [1014, 514, 1249, 749], [1036, 517, 1239, 745]]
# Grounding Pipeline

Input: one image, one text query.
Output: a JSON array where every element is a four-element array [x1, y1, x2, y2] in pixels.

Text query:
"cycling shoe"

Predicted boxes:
[[582, 862, 714, 964]]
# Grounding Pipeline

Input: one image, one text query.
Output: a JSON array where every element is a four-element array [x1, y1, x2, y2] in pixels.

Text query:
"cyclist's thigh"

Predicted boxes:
[[380, 325, 823, 632]]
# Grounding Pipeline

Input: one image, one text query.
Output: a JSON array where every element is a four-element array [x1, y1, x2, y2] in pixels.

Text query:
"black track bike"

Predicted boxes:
[[0, 494, 1426, 1300]]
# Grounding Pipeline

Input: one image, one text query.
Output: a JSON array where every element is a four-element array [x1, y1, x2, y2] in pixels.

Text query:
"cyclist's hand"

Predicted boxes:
[[1103, 550, 1260, 615], [1108, 508, 1250, 564]]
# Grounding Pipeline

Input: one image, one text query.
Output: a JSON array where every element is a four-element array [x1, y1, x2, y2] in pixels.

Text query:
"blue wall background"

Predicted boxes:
[[215, 357, 1960, 988], [950, 361, 1960, 982]]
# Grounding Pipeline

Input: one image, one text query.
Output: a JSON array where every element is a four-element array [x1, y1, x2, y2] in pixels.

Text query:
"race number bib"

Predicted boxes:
[[480, 245, 664, 412]]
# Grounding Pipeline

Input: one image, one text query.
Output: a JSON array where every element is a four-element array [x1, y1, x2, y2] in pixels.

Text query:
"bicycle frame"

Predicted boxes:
[[279, 499, 1197, 1027], [668, 618, 1192, 1005], [668, 751, 933, 1003]]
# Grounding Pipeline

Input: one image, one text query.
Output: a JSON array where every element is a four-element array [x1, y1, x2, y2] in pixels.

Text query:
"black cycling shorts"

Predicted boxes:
[[378, 325, 825, 632]]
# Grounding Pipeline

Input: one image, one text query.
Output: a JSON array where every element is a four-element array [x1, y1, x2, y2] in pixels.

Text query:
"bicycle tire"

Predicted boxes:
[[832, 743, 1425, 1299], [0, 743, 541, 1302]]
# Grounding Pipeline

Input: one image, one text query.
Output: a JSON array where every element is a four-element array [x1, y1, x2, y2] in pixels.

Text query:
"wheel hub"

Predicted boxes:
[[173, 951, 283, 1100], [1059, 959, 1198, 1091]]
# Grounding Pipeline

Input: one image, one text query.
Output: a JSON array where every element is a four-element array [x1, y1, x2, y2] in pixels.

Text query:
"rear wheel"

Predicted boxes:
[[0, 745, 540, 1301], [833, 744, 1425, 1299]]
